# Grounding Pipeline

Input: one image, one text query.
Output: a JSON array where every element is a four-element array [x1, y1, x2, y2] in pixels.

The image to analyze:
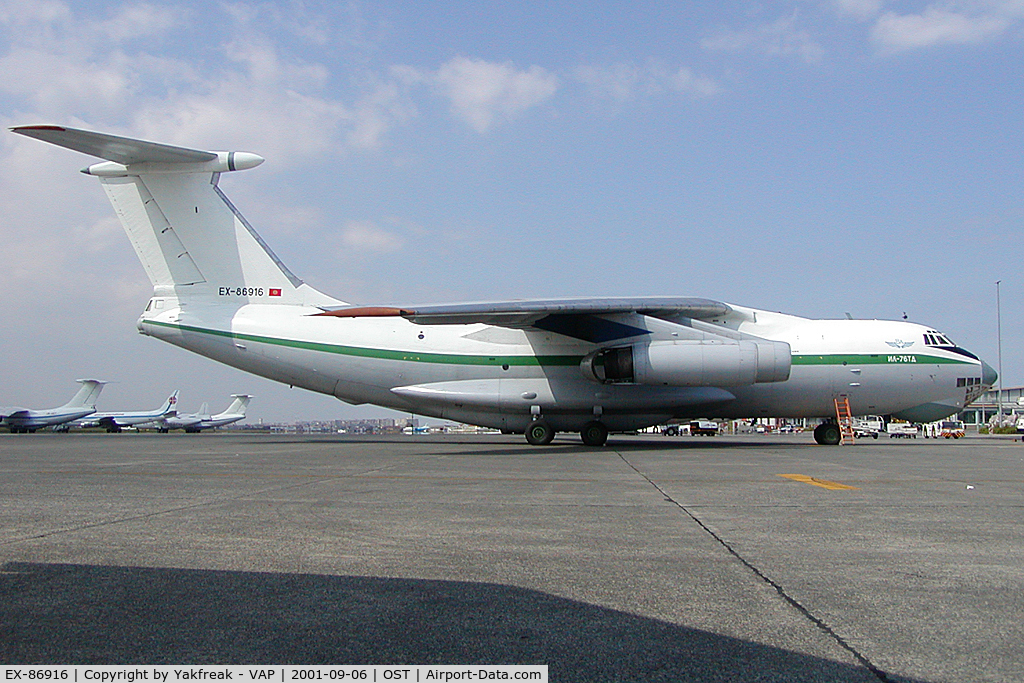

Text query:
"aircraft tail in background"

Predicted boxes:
[[217, 394, 252, 418], [61, 379, 106, 409], [2, 379, 105, 433]]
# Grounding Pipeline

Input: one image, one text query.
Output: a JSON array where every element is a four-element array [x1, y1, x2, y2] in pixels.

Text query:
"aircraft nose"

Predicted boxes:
[[981, 359, 998, 388]]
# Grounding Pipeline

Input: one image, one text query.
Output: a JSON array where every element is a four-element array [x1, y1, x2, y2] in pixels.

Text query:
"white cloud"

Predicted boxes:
[[0, 132, 115, 297], [346, 80, 417, 150], [0, 0, 71, 25], [701, 13, 826, 64], [0, 0, 402, 311], [871, 6, 1014, 51], [129, 35, 358, 159], [833, 0, 885, 22], [431, 57, 559, 133], [0, 1, 417, 165], [128, 18, 417, 159], [574, 62, 721, 103], [671, 66, 723, 98], [574, 63, 646, 102], [90, 2, 181, 42], [0, 2, 185, 118], [340, 221, 405, 253], [0, 48, 135, 117]]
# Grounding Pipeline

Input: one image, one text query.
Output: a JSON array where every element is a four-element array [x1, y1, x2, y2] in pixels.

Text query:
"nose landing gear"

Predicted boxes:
[[813, 422, 841, 445]]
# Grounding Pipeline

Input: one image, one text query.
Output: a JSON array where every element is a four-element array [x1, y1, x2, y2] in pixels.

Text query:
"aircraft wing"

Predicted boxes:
[[316, 297, 731, 343]]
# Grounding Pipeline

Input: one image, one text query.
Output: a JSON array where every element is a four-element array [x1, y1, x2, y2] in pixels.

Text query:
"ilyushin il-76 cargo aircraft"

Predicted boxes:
[[12, 125, 996, 446], [144, 394, 252, 433], [1, 379, 105, 433]]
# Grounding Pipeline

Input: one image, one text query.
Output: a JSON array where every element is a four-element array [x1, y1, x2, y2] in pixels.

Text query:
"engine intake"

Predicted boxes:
[[581, 339, 791, 387]]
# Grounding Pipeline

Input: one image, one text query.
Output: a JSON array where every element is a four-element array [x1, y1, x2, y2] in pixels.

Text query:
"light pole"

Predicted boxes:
[[997, 280, 1003, 424]]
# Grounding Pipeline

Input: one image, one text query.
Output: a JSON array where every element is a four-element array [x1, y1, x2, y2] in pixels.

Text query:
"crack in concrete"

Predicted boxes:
[[616, 450, 893, 683]]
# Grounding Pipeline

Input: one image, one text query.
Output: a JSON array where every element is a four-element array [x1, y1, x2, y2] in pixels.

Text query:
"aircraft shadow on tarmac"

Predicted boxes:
[[0, 562, 929, 683], [425, 438, 816, 458], [239, 434, 815, 459]]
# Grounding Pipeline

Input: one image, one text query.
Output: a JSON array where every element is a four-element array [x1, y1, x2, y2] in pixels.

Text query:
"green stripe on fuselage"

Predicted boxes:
[[145, 320, 975, 368], [145, 320, 582, 366], [791, 353, 971, 365]]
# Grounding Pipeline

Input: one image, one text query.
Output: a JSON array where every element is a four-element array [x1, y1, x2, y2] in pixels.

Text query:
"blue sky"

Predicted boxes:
[[1, 1, 1022, 422]]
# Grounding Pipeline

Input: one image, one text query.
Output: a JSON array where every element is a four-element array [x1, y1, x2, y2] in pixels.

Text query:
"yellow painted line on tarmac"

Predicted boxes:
[[778, 474, 859, 490]]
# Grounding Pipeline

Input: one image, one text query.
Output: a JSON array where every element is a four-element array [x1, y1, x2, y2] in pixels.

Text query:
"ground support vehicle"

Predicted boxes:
[[888, 422, 919, 438], [690, 420, 719, 436], [853, 415, 884, 439], [939, 420, 966, 438]]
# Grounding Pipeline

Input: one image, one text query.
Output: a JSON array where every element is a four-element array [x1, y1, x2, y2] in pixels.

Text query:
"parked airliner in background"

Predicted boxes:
[[66, 390, 179, 432], [11, 125, 997, 446], [144, 394, 251, 433], [1, 379, 105, 433]]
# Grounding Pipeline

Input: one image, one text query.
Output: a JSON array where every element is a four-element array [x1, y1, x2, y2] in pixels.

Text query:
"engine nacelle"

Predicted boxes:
[[581, 339, 791, 387]]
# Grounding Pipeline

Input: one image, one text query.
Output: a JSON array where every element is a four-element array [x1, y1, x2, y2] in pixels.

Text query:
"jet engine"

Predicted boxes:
[[581, 338, 791, 387]]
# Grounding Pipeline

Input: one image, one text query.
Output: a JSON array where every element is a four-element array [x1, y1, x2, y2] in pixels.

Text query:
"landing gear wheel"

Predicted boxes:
[[814, 422, 841, 445], [525, 419, 555, 446], [580, 421, 609, 447]]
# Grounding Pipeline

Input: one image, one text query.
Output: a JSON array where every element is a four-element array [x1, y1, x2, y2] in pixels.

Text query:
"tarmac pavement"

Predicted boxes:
[[1, 431, 1022, 682]]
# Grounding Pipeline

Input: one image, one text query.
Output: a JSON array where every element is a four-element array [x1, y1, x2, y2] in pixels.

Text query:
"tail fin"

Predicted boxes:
[[158, 390, 179, 416], [197, 402, 211, 419], [63, 379, 106, 409], [10, 125, 341, 308], [219, 394, 252, 417]]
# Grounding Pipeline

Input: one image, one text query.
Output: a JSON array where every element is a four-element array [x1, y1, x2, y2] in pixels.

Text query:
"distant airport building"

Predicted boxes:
[[960, 385, 1024, 426], [259, 418, 404, 434]]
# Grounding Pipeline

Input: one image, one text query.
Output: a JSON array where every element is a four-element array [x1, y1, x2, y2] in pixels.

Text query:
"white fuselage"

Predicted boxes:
[[138, 298, 989, 433], [1, 406, 97, 431], [73, 408, 172, 429], [155, 413, 246, 431]]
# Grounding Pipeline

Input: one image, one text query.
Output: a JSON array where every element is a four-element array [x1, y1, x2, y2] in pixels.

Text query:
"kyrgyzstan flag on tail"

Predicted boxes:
[[269, 288, 282, 297]]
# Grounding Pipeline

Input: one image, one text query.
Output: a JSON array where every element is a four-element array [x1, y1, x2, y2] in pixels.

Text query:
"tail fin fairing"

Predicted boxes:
[[63, 379, 106, 409], [160, 390, 180, 415], [221, 394, 252, 416]]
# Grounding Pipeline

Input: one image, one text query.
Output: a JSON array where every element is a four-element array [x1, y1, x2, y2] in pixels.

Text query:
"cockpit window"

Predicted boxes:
[[924, 330, 954, 347], [923, 330, 979, 361]]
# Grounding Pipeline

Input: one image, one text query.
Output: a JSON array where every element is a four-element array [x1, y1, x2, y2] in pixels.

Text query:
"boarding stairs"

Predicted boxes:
[[834, 396, 856, 445]]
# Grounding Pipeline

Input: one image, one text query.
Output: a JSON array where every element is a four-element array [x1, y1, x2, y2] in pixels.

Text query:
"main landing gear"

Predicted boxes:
[[524, 419, 609, 447], [813, 422, 841, 446], [525, 419, 555, 445], [580, 420, 609, 447]]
